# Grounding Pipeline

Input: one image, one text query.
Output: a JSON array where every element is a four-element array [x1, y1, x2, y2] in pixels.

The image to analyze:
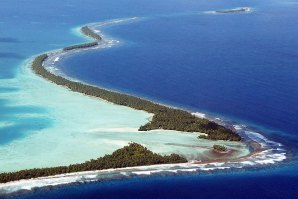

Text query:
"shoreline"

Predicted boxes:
[[35, 18, 242, 142], [27, 18, 286, 169], [0, 17, 287, 195], [0, 138, 285, 196]]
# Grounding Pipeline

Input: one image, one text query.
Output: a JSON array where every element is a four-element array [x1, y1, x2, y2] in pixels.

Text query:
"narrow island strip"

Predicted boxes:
[[0, 143, 186, 183], [32, 25, 241, 142], [0, 20, 249, 185]]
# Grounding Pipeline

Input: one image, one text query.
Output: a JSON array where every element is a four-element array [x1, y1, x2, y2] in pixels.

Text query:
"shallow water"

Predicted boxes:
[[1, 0, 298, 198], [3, 62, 237, 172]]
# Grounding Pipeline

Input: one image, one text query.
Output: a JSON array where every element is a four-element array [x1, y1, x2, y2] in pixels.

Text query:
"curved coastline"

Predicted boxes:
[[31, 19, 286, 170], [35, 20, 241, 142], [0, 18, 287, 195]]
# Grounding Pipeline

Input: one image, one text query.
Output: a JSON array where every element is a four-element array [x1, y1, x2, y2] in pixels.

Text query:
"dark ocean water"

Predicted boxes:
[[13, 171, 298, 199], [58, 4, 298, 137], [1, 0, 298, 198]]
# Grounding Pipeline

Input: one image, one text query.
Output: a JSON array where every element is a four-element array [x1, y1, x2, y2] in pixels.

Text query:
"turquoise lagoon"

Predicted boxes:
[[0, 0, 297, 198], [0, 0, 255, 173], [0, 58, 250, 172]]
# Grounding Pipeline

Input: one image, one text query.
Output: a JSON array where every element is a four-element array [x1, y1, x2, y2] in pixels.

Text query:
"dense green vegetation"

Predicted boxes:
[[81, 26, 102, 40], [63, 42, 98, 51], [32, 53, 241, 141], [62, 26, 101, 51], [213, 145, 228, 152], [0, 143, 187, 183], [139, 109, 241, 141]]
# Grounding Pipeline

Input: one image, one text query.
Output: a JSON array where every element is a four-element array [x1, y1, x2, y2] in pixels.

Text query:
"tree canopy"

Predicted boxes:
[[0, 143, 186, 183]]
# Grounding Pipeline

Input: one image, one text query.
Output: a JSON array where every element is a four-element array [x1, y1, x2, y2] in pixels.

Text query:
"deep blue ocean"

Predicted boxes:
[[1, 0, 298, 198]]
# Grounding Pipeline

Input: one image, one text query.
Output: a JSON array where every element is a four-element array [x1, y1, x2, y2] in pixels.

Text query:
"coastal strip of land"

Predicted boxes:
[[33, 25, 241, 142], [0, 143, 186, 183]]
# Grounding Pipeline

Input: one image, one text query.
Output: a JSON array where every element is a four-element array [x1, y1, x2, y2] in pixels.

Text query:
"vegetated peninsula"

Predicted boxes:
[[32, 24, 241, 141], [63, 41, 98, 51], [62, 26, 102, 51], [33, 54, 240, 141], [81, 26, 102, 40], [0, 143, 187, 183]]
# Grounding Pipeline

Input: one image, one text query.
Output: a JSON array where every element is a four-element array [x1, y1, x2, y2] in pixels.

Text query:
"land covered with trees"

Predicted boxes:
[[32, 52, 241, 141], [62, 26, 102, 51], [32, 24, 241, 141], [63, 42, 98, 51], [0, 143, 186, 183], [81, 26, 102, 40], [213, 145, 228, 152]]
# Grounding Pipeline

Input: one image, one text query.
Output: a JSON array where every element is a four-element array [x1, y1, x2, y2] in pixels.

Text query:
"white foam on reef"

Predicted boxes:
[[191, 114, 287, 168], [54, 57, 60, 62], [231, 125, 287, 166], [201, 115, 286, 164], [192, 112, 206, 118]]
